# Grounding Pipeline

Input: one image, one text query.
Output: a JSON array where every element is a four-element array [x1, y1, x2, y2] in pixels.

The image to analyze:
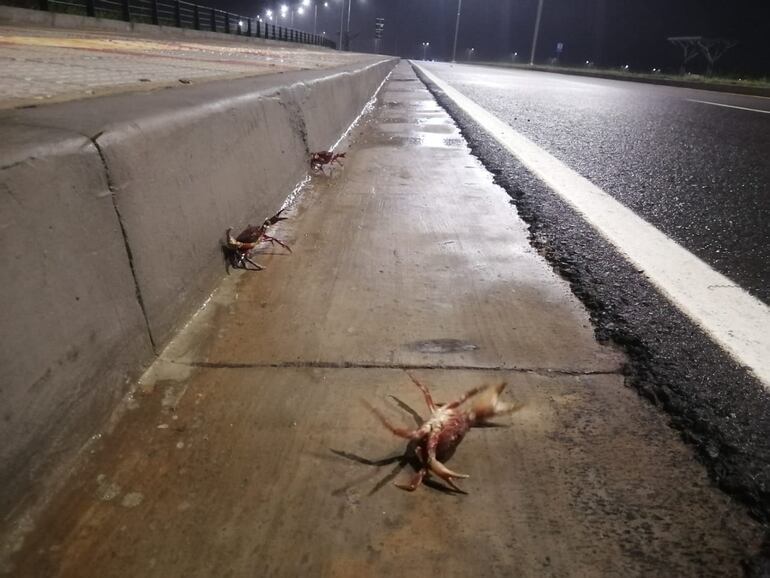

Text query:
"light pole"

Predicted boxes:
[[422, 41, 430, 60], [311, 1, 327, 36], [346, 0, 352, 50], [451, 0, 462, 62], [338, 0, 345, 50], [529, 0, 544, 65]]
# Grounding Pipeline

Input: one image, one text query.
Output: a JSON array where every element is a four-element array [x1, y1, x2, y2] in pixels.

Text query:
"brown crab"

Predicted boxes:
[[310, 151, 346, 173], [224, 209, 291, 271], [364, 374, 520, 492]]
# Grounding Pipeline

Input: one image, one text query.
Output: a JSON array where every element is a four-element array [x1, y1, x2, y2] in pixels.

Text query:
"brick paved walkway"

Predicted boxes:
[[0, 25, 367, 108]]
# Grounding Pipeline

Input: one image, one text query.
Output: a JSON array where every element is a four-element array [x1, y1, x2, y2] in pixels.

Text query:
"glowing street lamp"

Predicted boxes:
[[422, 41, 430, 60]]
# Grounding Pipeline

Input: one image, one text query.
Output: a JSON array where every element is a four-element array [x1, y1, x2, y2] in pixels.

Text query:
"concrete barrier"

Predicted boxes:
[[0, 56, 397, 524], [0, 124, 154, 518]]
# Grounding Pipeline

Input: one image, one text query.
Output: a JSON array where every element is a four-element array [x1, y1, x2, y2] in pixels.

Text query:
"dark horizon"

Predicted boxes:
[[209, 0, 769, 76]]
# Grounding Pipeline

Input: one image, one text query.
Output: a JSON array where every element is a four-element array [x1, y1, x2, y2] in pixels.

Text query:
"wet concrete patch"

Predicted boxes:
[[376, 117, 411, 124], [405, 339, 479, 354], [377, 123, 457, 134], [366, 134, 467, 149]]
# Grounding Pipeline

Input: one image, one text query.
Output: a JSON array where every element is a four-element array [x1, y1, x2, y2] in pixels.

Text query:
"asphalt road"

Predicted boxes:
[[419, 63, 770, 304], [416, 61, 770, 554]]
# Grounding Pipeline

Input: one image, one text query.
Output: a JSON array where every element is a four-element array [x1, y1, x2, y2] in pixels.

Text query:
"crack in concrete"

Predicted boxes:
[[91, 131, 157, 353], [163, 358, 622, 377]]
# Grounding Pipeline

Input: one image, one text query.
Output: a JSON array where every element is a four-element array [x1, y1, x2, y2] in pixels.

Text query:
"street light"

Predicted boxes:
[[422, 41, 430, 60], [529, 0, 544, 65], [303, 0, 325, 36], [451, 0, 462, 62]]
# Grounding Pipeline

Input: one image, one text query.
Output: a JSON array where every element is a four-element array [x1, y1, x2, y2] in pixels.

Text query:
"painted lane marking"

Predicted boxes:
[[687, 99, 770, 114], [414, 62, 770, 388]]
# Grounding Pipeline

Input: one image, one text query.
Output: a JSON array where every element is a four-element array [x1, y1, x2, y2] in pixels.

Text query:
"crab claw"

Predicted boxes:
[[428, 457, 469, 492], [470, 383, 520, 424]]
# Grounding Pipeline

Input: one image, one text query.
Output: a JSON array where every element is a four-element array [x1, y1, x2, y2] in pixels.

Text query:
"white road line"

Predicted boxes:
[[414, 62, 770, 388], [687, 99, 770, 114]]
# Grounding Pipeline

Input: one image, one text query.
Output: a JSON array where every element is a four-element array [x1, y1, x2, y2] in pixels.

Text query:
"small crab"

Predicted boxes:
[[364, 374, 520, 492], [224, 209, 291, 271], [310, 151, 346, 173]]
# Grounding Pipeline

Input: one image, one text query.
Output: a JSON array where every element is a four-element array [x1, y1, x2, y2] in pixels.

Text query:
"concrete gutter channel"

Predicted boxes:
[[0, 59, 765, 574]]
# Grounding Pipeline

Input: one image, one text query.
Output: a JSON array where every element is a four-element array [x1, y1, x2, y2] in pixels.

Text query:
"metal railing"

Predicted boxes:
[[30, 0, 336, 48]]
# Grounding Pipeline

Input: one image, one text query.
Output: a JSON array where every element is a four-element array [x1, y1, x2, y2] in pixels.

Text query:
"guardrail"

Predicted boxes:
[[30, 0, 336, 48]]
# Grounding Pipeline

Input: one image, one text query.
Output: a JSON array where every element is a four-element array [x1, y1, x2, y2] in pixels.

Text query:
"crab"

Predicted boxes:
[[310, 151, 346, 173], [224, 209, 291, 271], [364, 374, 520, 492]]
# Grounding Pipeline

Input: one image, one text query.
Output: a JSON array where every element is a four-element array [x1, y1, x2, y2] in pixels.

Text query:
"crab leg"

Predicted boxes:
[[395, 468, 426, 491], [363, 401, 419, 440], [262, 235, 292, 253], [394, 445, 427, 491], [243, 255, 265, 270], [444, 384, 489, 410], [406, 373, 437, 412]]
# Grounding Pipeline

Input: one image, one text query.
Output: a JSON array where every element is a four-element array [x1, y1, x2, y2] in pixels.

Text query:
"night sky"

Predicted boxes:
[[215, 0, 769, 76]]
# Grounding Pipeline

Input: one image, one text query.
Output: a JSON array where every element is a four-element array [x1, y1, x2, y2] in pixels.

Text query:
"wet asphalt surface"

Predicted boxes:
[[415, 62, 770, 573], [418, 63, 770, 304]]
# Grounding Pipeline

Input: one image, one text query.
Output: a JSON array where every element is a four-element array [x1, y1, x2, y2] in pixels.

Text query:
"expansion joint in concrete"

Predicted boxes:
[[90, 131, 157, 353], [164, 358, 622, 377]]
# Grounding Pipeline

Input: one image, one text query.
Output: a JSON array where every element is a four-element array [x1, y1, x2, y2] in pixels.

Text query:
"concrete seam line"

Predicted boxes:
[[91, 131, 157, 353], [412, 61, 770, 389], [163, 358, 622, 377]]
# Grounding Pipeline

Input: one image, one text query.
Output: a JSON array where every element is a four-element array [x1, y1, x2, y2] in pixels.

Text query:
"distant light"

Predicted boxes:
[[586, 60, 589, 64], [302, 0, 311, 5], [238, 20, 243, 26], [513, 52, 517, 56], [281, 4, 288, 12], [324, 1, 328, 5], [266, 8, 272, 16], [298, 6, 304, 14]]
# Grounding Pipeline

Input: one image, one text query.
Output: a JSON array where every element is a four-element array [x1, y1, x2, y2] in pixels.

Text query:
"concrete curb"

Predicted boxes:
[[0, 56, 397, 523]]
